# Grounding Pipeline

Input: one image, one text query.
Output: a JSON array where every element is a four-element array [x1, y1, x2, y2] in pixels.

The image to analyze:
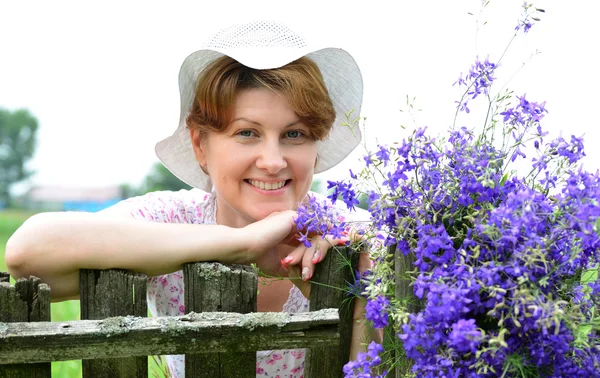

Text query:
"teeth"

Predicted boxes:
[[249, 180, 286, 190]]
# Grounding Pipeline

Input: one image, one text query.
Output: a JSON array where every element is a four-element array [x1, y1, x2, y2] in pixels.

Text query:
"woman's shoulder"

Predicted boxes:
[[110, 188, 216, 224]]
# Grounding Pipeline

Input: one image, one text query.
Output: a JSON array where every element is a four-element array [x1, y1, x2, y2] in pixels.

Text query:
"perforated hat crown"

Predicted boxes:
[[155, 21, 364, 192]]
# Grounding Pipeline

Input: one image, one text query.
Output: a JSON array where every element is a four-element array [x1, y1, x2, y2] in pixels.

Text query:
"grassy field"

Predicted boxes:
[[0, 210, 169, 377]]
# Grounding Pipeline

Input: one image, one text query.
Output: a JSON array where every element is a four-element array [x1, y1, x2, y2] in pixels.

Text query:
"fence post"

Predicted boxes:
[[79, 269, 148, 378], [184, 262, 257, 378], [384, 245, 420, 377], [305, 246, 357, 378], [0, 273, 51, 378]]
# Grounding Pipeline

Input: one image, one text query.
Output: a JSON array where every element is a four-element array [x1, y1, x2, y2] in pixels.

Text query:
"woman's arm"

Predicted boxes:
[[350, 297, 383, 360], [349, 252, 383, 360], [5, 211, 251, 301]]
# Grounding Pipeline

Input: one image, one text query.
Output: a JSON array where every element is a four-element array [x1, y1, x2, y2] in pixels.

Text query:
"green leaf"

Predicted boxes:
[[575, 266, 598, 345], [581, 267, 598, 285]]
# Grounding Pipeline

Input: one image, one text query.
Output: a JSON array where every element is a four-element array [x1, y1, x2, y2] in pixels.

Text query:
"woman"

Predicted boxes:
[[5, 21, 376, 377]]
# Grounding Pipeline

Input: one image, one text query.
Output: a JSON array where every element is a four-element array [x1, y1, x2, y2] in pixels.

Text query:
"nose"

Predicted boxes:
[[256, 140, 287, 173]]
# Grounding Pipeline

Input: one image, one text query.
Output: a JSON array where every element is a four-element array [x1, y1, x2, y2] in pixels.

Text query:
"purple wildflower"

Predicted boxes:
[[455, 57, 498, 113], [515, 2, 544, 34], [294, 194, 346, 247], [327, 180, 360, 211], [375, 145, 391, 166], [343, 342, 388, 378], [448, 319, 482, 353], [365, 295, 390, 328]]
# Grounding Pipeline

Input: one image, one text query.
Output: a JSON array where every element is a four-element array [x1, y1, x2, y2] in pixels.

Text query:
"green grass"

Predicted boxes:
[[1, 210, 170, 377]]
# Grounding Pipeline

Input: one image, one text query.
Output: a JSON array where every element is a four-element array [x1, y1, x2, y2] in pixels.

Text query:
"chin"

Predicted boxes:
[[249, 202, 296, 220]]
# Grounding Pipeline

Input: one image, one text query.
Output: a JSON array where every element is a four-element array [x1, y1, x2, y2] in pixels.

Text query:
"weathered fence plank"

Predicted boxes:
[[305, 246, 357, 378], [385, 245, 420, 377], [0, 274, 51, 378], [0, 310, 339, 364], [80, 269, 148, 378], [1, 246, 358, 377], [184, 262, 257, 378]]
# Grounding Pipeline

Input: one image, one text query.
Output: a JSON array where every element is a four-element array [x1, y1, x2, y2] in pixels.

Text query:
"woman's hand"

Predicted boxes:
[[239, 210, 305, 275], [239, 211, 344, 286], [284, 228, 371, 299], [280, 234, 345, 298]]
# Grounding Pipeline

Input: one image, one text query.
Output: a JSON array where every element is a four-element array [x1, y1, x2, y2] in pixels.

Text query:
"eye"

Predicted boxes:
[[285, 130, 304, 139], [237, 129, 256, 138]]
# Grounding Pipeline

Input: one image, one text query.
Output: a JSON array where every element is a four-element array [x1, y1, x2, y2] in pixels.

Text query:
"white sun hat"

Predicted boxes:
[[155, 21, 363, 192]]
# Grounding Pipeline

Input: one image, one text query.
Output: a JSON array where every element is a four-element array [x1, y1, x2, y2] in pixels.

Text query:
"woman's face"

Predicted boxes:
[[190, 87, 317, 228]]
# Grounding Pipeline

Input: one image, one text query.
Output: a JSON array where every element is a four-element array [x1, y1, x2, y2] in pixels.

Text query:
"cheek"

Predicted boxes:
[[291, 156, 316, 185]]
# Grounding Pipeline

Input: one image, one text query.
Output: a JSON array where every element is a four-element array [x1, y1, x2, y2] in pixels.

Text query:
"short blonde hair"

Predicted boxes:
[[186, 56, 335, 140]]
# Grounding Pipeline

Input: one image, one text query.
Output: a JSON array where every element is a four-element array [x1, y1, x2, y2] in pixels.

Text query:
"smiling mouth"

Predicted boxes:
[[245, 179, 290, 191]]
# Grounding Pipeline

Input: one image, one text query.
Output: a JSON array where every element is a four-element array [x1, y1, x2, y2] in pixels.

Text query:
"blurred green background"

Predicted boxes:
[[0, 210, 170, 377]]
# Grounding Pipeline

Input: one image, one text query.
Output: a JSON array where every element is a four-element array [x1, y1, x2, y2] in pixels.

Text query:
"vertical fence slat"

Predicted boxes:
[[0, 271, 10, 283], [385, 245, 420, 377], [0, 274, 51, 378], [184, 262, 257, 378], [80, 269, 148, 378], [305, 246, 357, 378]]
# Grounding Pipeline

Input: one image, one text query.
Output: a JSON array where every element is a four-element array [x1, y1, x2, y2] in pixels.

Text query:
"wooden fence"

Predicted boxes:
[[0, 245, 418, 378]]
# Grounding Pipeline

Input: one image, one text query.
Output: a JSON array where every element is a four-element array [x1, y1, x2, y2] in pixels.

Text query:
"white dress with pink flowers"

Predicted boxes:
[[113, 189, 311, 377]]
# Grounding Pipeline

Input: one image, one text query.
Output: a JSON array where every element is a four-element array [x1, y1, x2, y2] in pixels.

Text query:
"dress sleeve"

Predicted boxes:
[[107, 189, 211, 318], [110, 188, 210, 224]]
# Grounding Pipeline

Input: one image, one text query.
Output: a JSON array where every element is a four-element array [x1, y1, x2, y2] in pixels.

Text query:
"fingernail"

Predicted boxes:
[[312, 251, 320, 264], [280, 259, 289, 270], [283, 256, 293, 264], [302, 267, 311, 281]]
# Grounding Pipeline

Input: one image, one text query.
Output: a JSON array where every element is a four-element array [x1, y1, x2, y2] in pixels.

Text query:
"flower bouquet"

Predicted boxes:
[[300, 3, 600, 377]]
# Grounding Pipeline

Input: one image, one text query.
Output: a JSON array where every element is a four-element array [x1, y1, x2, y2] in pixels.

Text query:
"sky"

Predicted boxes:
[[1, 0, 598, 194]]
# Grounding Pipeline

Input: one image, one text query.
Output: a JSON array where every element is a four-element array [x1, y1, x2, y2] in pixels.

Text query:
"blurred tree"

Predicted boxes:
[[357, 192, 369, 210], [119, 183, 141, 199], [140, 162, 191, 193], [310, 177, 323, 194], [0, 108, 38, 206]]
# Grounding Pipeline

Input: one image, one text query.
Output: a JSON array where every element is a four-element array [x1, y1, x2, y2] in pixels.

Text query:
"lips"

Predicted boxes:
[[247, 179, 288, 190]]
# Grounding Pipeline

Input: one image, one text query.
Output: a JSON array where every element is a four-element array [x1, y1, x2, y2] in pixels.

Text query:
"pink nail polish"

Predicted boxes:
[[312, 251, 320, 264], [301, 267, 311, 281]]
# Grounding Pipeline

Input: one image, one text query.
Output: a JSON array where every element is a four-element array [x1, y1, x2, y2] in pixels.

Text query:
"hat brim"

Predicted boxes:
[[155, 46, 363, 192]]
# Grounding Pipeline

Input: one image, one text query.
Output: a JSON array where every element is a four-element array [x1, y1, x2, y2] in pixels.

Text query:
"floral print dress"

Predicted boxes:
[[114, 188, 311, 377]]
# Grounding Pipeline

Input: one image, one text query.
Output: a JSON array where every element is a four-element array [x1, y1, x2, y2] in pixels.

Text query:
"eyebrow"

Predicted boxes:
[[230, 117, 302, 128]]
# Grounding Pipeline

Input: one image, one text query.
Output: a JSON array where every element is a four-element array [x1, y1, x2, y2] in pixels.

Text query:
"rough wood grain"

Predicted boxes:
[[0, 310, 339, 364], [305, 246, 357, 378], [388, 244, 421, 377], [184, 262, 258, 378], [0, 276, 51, 378], [80, 269, 148, 378]]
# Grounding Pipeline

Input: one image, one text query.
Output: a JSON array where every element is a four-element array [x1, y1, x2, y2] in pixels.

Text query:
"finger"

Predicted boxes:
[[300, 236, 344, 281], [283, 233, 340, 268], [309, 235, 342, 265], [281, 245, 306, 270], [300, 243, 317, 281], [288, 265, 311, 298]]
